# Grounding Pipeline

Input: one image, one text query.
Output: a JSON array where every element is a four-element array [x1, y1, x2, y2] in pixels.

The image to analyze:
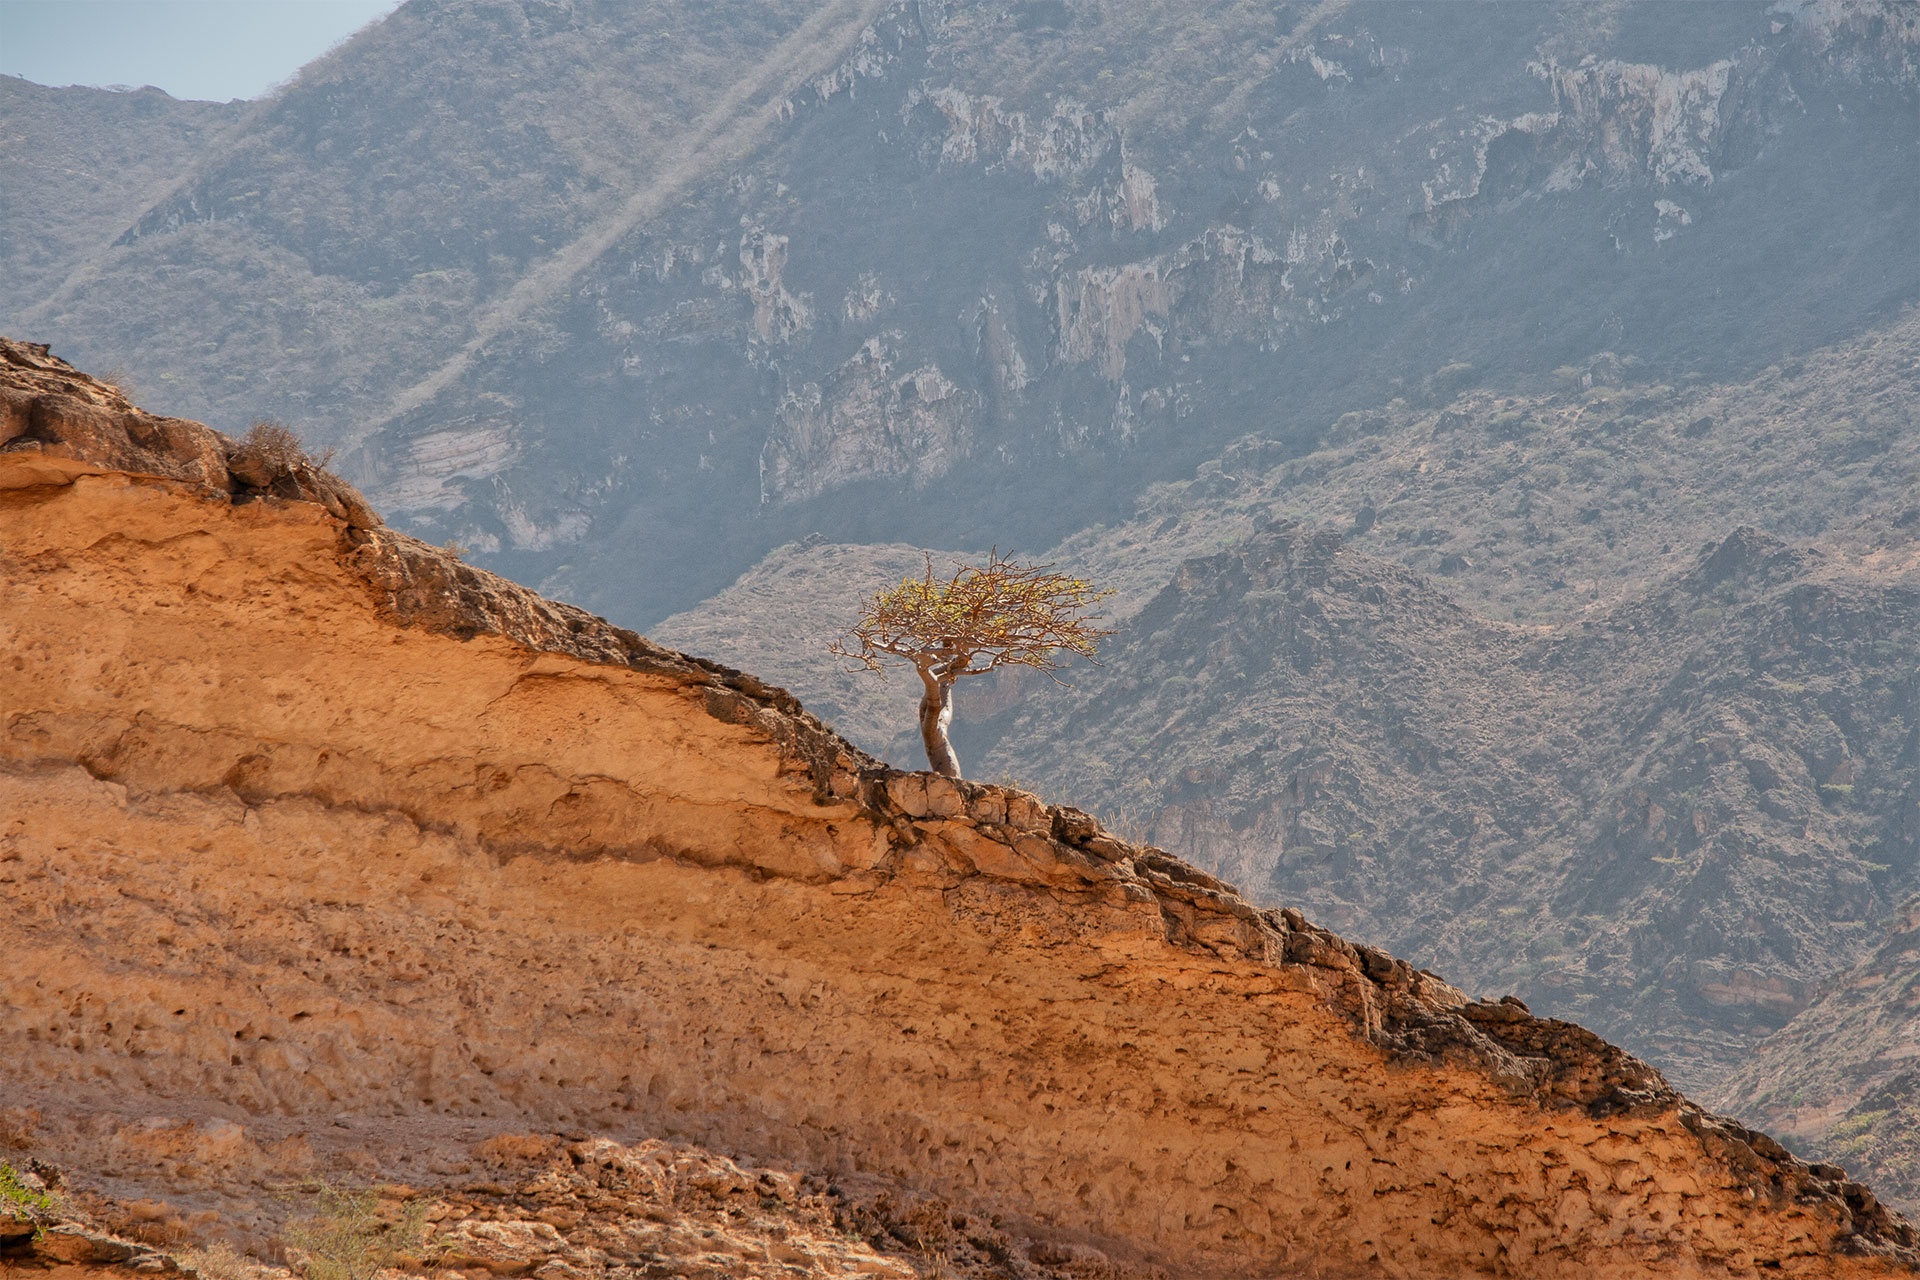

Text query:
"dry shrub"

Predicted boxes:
[[896, 1196, 957, 1275], [119, 1215, 195, 1249], [239, 420, 335, 479], [1092, 799, 1158, 848], [279, 1182, 436, 1280], [177, 1240, 256, 1280], [97, 367, 139, 402]]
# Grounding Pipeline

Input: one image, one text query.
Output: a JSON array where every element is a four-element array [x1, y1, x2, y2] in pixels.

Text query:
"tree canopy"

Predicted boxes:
[[833, 552, 1113, 777]]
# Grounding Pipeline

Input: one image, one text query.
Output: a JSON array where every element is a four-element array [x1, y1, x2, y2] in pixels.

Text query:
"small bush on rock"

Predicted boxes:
[[280, 1182, 435, 1280], [233, 420, 335, 485], [0, 1160, 62, 1237]]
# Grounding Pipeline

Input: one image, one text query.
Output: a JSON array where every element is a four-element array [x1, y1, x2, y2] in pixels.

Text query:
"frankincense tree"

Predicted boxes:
[[832, 552, 1113, 778]]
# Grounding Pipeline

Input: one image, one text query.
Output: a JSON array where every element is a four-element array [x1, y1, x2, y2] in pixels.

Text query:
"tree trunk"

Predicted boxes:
[[916, 667, 961, 778]]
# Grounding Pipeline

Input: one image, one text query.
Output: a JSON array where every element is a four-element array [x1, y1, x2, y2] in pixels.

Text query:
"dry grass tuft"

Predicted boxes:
[[175, 1240, 257, 1280], [279, 1181, 437, 1280]]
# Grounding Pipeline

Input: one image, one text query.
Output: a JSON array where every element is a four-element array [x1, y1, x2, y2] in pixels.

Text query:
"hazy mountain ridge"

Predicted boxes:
[[1051, 306, 1920, 627], [8, 0, 871, 441], [5, 0, 1913, 627], [408, 0, 1919, 623], [654, 307, 1920, 763], [0, 78, 245, 321]]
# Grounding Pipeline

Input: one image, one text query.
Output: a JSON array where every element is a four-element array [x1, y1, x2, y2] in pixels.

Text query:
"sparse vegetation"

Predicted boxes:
[[279, 1182, 437, 1280], [177, 1240, 256, 1280], [833, 552, 1113, 778], [97, 366, 139, 401], [237, 420, 335, 480], [1092, 797, 1159, 848], [0, 1160, 62, 1237]]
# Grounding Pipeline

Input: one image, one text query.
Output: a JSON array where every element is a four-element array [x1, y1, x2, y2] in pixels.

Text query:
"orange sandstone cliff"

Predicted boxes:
[[1, 336, 1916, 1277]]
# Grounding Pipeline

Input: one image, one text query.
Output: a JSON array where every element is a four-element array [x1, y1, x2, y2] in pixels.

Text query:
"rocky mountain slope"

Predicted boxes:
[[1719, 898, 1920, 1224], [0, 77, 245, 323], [649, 316, 1920, 1204], [5, 0, 1914, 627], [983, 521, 1920, 1096], [653, 305, 1920, 759], [1044, 307, 1920, 629], [8, 340, 1920, 1274], [5, 0, 1918, 1262], [7, 0, 877, 455]]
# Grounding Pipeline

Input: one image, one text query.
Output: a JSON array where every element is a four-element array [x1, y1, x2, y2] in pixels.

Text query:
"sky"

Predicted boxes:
[[0, 0, 402, 101]]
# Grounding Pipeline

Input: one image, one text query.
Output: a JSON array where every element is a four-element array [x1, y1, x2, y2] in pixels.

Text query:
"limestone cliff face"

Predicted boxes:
[[3, 338, 1917, 1276], [760, 334, 978, 504]]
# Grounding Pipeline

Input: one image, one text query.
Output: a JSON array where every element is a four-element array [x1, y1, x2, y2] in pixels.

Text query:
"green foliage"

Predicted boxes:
[[280, 1183, 436, 1280], [1831, 1109, 1891, 1142], [833, 552, 1114, 681], [0, 1160, 61, 1237]]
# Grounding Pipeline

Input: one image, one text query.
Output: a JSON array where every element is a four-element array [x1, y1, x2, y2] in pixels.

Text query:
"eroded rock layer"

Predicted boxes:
[[2, 339, 1915, 1275]]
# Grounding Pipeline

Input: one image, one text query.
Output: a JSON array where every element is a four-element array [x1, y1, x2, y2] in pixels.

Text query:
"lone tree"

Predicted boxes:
[[832, 552, 1113, 778]]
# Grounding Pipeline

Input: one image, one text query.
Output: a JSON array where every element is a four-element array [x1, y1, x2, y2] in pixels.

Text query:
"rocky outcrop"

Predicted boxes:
[[0, 338, 378, 527], [3, 1128, 1262, 1280], [759, 335, 976, 504], [739, 227, 816, 348], [1047, 226, 1299, 383], [984, 516, 1920, 1096], [4, 343, 1917, 1275], [913, 87, 1114, 182]]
